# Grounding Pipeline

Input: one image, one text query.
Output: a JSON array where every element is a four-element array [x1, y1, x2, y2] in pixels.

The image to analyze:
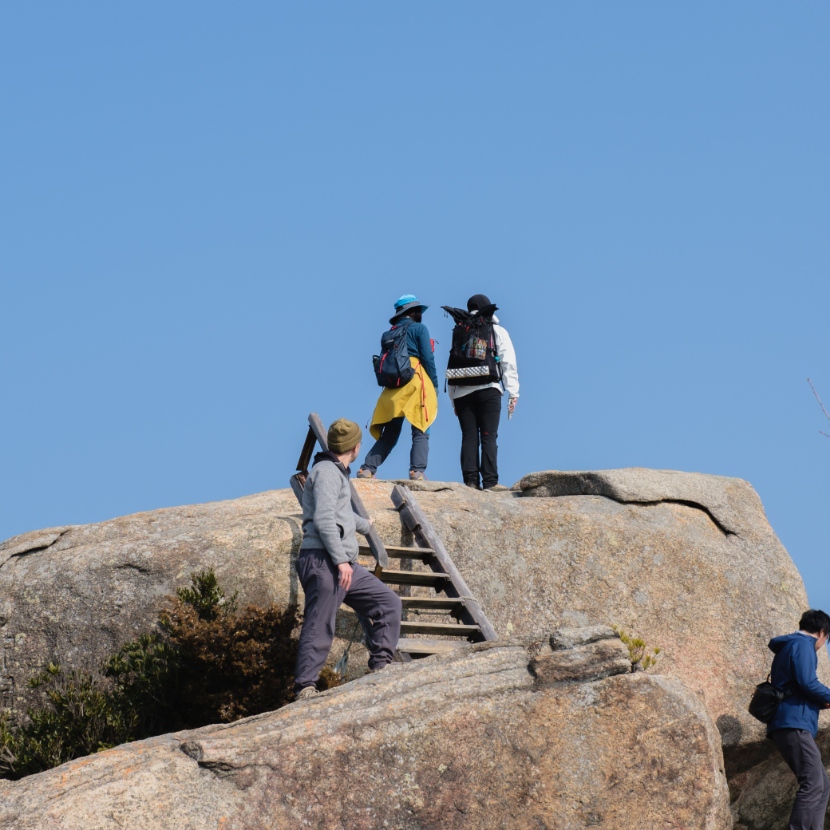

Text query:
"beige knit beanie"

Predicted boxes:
[[327, 419, 362, 454]]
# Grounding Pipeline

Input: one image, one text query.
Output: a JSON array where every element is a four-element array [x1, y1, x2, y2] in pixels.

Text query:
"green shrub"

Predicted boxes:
[[0, 570, 316, 780], [612, 625, 662, 672], [0, 664, 132, 778], [102, 632, 180, 737], [157, 594, 301, 726], [175, 568, 238, 621]]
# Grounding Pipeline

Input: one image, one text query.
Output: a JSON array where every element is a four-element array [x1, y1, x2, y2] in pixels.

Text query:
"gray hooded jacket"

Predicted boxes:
[[300, 452, 372, 565]]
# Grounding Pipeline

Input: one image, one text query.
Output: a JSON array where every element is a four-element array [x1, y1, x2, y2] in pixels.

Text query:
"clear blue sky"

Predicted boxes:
[[2, 4, 829, 611]]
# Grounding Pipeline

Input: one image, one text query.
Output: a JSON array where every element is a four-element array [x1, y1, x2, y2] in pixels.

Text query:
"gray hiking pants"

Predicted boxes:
[[293, 548, 401, 692], [772, 728, 830, 830], [362, 417, 429, 474]]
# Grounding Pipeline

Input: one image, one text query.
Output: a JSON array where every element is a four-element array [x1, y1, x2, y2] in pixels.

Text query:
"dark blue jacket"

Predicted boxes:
[[767, 632, 830, 737], [395, 318, 438, 389]]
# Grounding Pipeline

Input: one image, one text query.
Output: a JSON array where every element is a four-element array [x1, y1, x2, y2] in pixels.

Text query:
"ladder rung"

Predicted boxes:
[[378, 570, 450, 588], [400, 621, 482, 637], [395, 638, 468, 656], [359, 544, 434, 560], [401, 597, 465, 610]]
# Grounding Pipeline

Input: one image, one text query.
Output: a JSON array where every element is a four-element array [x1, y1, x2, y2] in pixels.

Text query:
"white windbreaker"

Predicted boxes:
[[447, 314, 519, 402]]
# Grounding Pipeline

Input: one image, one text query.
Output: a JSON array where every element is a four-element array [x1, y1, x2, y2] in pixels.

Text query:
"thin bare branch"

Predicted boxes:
[[808, 378, 830, 437]]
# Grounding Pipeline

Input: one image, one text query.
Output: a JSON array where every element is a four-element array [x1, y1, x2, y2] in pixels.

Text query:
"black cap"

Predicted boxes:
[[467, 294, 492, 312]]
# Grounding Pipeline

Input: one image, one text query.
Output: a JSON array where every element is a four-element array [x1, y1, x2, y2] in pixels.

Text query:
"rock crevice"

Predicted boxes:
[[0, 527, 73, 570], [516, 468, 767, 537]]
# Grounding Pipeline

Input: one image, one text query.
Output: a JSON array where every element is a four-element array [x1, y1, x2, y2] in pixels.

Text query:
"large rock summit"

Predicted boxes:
[[0, 468, 821, 827]]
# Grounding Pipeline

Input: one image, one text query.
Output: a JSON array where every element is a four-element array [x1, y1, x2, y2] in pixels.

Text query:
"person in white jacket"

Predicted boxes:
[[447, 294, 519, 490]]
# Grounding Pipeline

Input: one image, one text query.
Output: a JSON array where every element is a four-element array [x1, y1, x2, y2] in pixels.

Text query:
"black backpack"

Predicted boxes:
[[373, 321, 415, 388], [748, 674, 792, 724], [442, 304, 502, 387]]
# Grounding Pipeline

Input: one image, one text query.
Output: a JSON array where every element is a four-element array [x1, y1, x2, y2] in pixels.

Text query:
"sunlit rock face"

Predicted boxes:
[[0, 468, 816, 827], [0, 630, 732, 830]]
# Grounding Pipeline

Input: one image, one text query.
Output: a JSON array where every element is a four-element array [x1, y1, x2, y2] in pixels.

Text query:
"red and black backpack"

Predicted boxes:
[[442, 304, 502, 387]]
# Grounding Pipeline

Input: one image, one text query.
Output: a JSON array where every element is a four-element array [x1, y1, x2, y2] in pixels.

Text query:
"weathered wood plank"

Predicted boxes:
[[295, 426, 317, 476], [400, 597, 465, 610], [395, 638, 467, 655], [378, 570, 451, 588], [391, 484, 498, 641], [358, 544, 434, 560], [289, 474, 305, 504], [400, 621, 481, 637]]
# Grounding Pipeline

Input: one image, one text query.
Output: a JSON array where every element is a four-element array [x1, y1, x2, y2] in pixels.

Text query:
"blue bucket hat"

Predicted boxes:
[[391, 294, 428, 323]]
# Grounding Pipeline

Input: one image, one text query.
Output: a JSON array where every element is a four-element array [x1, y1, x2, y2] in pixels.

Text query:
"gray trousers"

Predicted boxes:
[[772, 728, 830, 830], [293, 548, 401, 692]]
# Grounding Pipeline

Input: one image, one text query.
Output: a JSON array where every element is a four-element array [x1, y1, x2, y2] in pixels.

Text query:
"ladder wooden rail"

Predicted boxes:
[[391, 484, 498, 642], [291, 412, 389, 570], [294, 426, 317, 485], [289, 474, 305, 504]]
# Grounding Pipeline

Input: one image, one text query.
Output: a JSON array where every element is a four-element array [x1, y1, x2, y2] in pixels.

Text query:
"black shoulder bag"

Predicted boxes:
[[748, 674, 792, 724]]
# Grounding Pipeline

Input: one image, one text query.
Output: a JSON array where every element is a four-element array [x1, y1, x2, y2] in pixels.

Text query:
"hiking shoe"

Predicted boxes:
[[295, 686, 319, 701], [357, 468, 375, 479], [483, 484, 508, 492], [409, 471, 426, 481], [465, 480, 482, 490]]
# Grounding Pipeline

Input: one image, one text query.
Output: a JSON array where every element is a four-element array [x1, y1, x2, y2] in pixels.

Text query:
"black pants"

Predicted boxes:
[[454, 387, 502, 489], [771, 728, 830, 830]]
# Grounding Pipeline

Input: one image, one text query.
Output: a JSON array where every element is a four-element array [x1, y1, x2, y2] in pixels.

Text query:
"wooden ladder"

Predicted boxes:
[[291, 413, 498, 660]]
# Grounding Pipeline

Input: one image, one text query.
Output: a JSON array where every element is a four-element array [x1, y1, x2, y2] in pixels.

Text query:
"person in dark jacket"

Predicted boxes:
[[358, 295, 439, 481], [767, 609, 830, 829]]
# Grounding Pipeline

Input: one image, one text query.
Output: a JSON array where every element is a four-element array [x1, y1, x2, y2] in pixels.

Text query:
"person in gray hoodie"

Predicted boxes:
[[293, 418, 402, 700], [767, 609, 830, 829]]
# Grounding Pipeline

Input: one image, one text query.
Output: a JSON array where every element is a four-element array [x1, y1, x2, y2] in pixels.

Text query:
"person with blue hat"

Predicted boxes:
[[358, 295, 439, 480]]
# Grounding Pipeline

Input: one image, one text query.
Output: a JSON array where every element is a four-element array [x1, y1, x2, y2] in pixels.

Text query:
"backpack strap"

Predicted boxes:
[[486, 317, 505, 390]]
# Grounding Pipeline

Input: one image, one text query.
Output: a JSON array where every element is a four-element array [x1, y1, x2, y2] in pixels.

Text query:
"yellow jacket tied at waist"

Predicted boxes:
[[370, 357, 438, 439]]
